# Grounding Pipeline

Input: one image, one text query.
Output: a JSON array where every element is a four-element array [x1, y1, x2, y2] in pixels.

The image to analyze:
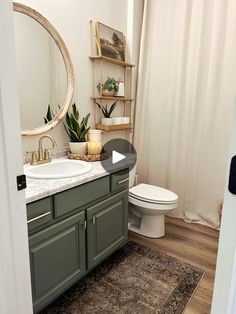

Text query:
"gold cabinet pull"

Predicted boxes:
[[80, 220, 87, 230], [117, 177, 129, 185], [27, 211, 51, 224], [88, 216, 96, 224]]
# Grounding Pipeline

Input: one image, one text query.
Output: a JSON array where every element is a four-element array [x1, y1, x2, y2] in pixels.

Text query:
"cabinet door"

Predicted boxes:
[[29, 211, 86, 313], [87, 190, 128, 270]]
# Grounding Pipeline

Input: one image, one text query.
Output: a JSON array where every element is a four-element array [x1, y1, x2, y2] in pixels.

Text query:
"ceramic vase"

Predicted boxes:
[[116, 81, 125, 97]]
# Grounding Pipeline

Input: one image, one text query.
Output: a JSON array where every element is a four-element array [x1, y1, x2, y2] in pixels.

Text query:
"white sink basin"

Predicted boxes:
[[24, 159, 93, 179]]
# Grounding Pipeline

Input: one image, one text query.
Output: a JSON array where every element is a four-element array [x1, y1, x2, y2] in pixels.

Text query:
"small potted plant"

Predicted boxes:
[[64, 103, 90, 154], [95, 101, 117, 125], [97, 77, 119, 96]]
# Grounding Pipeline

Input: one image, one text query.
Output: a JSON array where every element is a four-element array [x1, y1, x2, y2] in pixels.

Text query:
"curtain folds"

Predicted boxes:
[[134, 0, 236, 228]]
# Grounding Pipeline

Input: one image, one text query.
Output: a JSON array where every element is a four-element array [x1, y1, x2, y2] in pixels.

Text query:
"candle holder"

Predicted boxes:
[[88, 129, 102, 142], [87, 141, 102, 155]]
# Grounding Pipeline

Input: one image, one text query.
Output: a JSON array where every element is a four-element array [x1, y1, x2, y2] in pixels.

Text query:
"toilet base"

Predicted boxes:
[[129, 214, 165, 238]]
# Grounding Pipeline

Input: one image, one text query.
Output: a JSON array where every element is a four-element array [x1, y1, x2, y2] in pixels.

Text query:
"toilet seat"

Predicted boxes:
[[129, 183, 178, 205]]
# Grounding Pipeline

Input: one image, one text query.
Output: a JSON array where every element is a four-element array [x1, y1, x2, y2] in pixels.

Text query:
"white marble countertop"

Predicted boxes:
[[25, 161, 108, 204], [25, 155, 136, 204]]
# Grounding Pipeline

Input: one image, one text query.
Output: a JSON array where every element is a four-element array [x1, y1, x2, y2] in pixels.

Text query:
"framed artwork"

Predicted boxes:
[[95, 22, 125, 62]]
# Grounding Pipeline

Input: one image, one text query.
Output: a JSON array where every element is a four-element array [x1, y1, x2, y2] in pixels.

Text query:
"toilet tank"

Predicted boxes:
[[129, 164, 137, 188]]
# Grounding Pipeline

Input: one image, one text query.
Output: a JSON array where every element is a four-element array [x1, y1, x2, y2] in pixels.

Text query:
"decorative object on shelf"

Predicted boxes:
[[88, 129, 102, 142], [102, 118, 112, 125], [97, 77, 119, 96], [67, 149, 109, 162], [95, 100, 117, 125], [64, 103, 90, 154], [121, 117, 130, 124], [112, 117, 130, 125], [112, 117, 123, 125], [87, 141, 102, 155], [95, 22, 125, 62], [116, 79, 125, 97]]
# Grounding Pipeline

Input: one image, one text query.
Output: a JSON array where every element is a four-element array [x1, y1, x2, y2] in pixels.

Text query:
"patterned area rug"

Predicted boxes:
[[41, 241, 204, 314]]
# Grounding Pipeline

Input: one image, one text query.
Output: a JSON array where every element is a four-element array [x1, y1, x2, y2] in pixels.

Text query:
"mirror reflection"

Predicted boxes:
[[13, 12, 67, 131]]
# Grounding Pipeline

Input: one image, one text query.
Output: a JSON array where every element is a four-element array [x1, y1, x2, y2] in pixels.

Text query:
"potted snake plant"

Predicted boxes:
[[95, 101, 117, 125], [64, 103, 90, 154]]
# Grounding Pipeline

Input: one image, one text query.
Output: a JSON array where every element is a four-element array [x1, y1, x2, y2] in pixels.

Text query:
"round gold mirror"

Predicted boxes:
[[13, 2, 74, 136]]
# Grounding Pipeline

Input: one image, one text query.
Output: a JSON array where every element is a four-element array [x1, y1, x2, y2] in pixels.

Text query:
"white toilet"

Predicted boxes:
[[128, 166, 178, 238]]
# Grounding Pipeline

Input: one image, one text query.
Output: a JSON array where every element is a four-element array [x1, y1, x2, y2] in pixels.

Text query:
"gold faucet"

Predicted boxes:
[[31, 135, 56, 165]]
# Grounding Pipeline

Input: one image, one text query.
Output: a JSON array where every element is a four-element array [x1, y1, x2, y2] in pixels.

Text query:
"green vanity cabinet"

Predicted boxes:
[[27, 169, 129, 313], [110, 169, 130, 192], [29, 211, 86, 313], [86, 190, 128, 269], [53, 176, 110, 218], [27, 197, 53, 232]]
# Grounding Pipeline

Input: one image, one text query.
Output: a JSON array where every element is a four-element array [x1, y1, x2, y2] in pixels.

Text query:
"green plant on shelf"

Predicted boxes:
[[95, 100, 117, 118], [97, 77, 119, 94]]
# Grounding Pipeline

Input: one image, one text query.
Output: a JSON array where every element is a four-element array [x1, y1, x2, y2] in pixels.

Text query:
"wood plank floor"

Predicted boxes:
[[129, 216, 219, 314]]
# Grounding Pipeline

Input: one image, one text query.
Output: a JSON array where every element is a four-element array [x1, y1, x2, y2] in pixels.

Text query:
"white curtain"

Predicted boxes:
[[134, 0, 236, 228]]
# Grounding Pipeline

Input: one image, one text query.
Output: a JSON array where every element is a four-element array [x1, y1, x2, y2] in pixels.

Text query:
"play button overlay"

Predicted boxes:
[[101, 138, 137, 174], [112, 151, 126, 164]]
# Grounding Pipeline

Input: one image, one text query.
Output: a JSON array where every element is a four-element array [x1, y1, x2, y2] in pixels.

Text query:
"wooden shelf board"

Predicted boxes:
[[95, 123, 132, 132], [89, 55, 135, 67], [92, 96, 134, 101]]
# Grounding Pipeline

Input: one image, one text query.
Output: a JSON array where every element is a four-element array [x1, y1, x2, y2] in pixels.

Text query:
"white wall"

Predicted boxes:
[[18, 0, 143, 154]]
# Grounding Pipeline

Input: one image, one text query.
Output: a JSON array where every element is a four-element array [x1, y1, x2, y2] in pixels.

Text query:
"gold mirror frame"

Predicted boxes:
[[13, 2, 74, 136]]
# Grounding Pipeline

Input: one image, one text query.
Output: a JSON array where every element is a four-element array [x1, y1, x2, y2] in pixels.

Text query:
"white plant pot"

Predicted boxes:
[[101, 117, 113, 125], [69, 142, 87, 155]]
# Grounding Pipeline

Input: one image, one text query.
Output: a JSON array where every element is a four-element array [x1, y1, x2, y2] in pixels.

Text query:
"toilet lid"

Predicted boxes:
[[129, 183, 178, 204]]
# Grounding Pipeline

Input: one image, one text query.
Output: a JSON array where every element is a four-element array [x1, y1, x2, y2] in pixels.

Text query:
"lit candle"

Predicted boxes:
[[87, 141, 102, 155]]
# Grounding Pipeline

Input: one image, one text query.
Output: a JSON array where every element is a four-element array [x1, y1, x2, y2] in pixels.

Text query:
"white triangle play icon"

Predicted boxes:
[[112, 150, 125, 164]]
